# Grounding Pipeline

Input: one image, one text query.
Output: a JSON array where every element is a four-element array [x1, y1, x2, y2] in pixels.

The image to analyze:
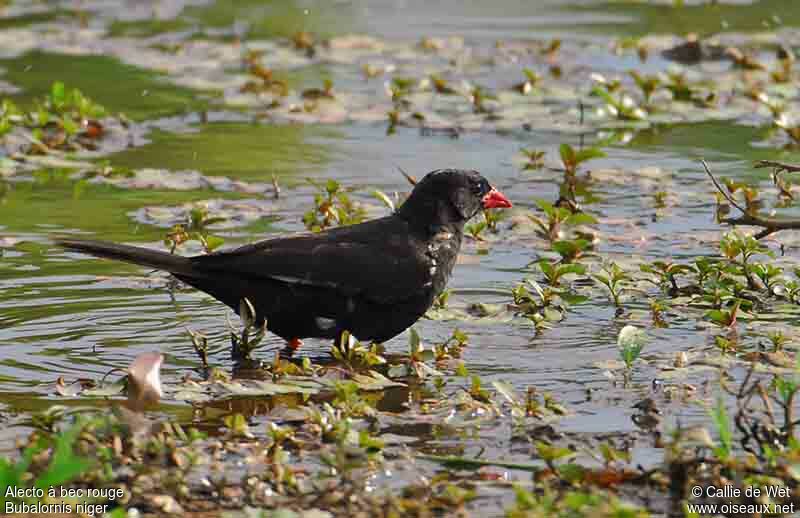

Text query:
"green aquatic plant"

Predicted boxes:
[[698, 269, 740, 310], [331, 380, 375, 417], [429, 74, 457, 95], [520, 148, 546, 170], [771, 55, 794, 84], [719, 230, 772, 289], [164, 205, 226, 253], [709, 396, 733, 461], [331, 331, 386, 372], [538, 259, 586, 287], [513, 68, 542, 95], [640, 261, 693, 294], [751, 262, 783, 293], [468, 374, 491, 403], [301, 79, 335, 100], [229, 297, 268, 361], [512, 277, 587, 331], [591, 78, 646, 121], [650, 299, 668, 328], [528, 198, 597, 242], [617, 325, 647, 371], [465, 208, 506, 241], [5, 81, 110, 152], [593, 262, 629, 308], [559, 143, 605, 178], [722, 178, 761, 215], [507, 485, 648, 517], [652, 190, 668, 208], [465, 216, 488, 241], [1, 416, 94, 506], [186, 327, 210, 369], [240, 62, 289, 96], [552, 238, 592, 264], [483, 207, 506, 231], [469, 84, 497, 114], [705, 298, 742, 328], [223, 413, 253, 439], [0, 99, 20, 138], [433, 328, 468, 361], [766, 330, 790, 352], [389, 76, 416, 103], [663, 71, 694, 102], [303, 179, 367, 232], [629, 70, 661, 106], [714, 334, 737, 354], [40, 80, 106, 121]]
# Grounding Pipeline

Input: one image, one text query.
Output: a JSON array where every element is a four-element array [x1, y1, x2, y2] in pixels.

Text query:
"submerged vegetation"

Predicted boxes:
[[5, 0, 800, 516]]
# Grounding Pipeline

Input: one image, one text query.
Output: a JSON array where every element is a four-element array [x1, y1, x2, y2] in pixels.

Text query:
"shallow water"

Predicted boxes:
[[2, 0, 800, 514]]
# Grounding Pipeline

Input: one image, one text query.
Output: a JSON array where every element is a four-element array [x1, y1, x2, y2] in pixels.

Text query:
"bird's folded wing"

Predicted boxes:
[[191, 236, 431, 304]]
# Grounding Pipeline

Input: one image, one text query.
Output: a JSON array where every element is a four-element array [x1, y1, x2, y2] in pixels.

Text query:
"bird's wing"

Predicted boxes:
[[190, 218, 432, 304]]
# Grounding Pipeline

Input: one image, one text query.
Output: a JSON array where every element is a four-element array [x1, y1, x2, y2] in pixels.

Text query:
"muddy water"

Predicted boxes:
[[1, 0, 800, 511]]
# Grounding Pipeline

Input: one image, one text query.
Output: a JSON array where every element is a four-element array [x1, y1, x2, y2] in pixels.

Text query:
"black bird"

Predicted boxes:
[[57, 169, 512, 350]]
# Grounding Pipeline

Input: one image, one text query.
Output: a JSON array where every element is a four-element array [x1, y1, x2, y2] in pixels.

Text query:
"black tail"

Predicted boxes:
[[56, 238, 194, 276]]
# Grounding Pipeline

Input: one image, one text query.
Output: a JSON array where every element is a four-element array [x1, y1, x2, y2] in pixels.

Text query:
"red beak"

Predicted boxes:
[[482, 187, 512, 209]]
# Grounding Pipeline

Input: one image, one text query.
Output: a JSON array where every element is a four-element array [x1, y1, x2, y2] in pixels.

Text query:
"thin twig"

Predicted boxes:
[[703, 160, 800, 239], [396, 166, 417, 186], [754, 160, 800, 173], [271, 174, 281, 199]]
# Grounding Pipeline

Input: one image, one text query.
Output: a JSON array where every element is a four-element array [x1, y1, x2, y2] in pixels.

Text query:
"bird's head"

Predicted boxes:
[[398, 169, 512, 229]]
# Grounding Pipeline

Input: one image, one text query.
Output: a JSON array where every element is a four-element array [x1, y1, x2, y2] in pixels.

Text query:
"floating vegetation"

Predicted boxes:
[[7, 2, 800, 517], [302, 179, 368, 232], [0, 81, 135, 174]]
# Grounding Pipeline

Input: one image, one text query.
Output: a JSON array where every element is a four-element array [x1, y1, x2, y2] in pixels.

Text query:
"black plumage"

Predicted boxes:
[[57, 169, 511, 345]]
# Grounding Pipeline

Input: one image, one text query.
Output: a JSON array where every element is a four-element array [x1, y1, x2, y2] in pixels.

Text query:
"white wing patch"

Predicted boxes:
[[270, 274, 340, 290]]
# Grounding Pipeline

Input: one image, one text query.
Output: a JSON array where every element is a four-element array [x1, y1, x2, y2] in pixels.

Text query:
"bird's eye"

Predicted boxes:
[[473, 180, 489, 196]]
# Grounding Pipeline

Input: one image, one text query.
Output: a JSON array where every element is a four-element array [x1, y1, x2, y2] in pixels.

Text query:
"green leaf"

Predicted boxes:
[[543, 307, 564, 322], [558, 292, 589, 305], [705, 309, 729, 326], [574, 147, 606, 165], [60, 116, 79, 136], [325, 179, 340, 195], [590, 85, 617, 106], [535, 441, 575, 463], [51, 81, 66, 107], [551, 239, 589, 259], [534, 198, 556, 217], [372, 190, 395, 211], [34, 420, 92, 490], [538, 260, 555, 278], [709, 396, 732, 459], [559, 143, 576, 167], [557, 264, 587, 277], [564, 212, 597, 226], [491, 380, 520, 406], [557, 462, 586, 483], [203, 235, 225, 252], [408, 327, 421, 355]]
